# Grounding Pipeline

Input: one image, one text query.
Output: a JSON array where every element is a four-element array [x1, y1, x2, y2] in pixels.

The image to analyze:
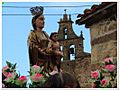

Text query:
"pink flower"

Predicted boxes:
[[32, 65, 40, 72], [18, 76, 27, 84], [6, 72, 12, 78], [91, 70, 100, 79], [101, 79, 108, 87], [105, 64, 116, 72], [31, 73, 44, 82], [2, 66, 9, 76], [4, 72, 16, 81], [104, 57, 113, 63], [32, 65, 40, 69], [18, 76, 27, 81]]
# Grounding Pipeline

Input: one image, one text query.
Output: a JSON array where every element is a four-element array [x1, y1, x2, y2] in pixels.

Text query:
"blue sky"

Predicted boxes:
[[2, 2, 100, 76]]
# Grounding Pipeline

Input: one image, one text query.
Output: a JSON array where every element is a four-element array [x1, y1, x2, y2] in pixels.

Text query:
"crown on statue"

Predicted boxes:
[[30, 6, 44, 16]]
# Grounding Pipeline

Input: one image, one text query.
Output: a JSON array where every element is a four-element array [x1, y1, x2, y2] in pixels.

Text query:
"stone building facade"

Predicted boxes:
[[76, 2, 117, 87]]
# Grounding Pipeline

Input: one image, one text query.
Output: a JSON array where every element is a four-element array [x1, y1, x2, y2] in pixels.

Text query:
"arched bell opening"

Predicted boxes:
[[64, 28, 68, 39], [69, 44, 75, 61], [60, 45, 63, 61]]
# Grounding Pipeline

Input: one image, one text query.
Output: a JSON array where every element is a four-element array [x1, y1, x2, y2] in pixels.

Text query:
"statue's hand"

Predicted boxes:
[[54, 51, 63, 57]]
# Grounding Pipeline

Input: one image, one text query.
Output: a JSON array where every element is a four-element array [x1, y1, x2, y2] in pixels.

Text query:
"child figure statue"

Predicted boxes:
[[46, 32, 63, 74]]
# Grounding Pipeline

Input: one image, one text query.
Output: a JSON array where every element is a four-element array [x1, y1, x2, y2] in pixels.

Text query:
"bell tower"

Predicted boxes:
[[57, 9, 85, 61]]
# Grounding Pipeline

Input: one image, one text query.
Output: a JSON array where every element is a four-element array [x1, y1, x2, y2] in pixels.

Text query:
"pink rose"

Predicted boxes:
[[32, 65, 40, 69], [104, 57, 113, 63], [91, 70, 100, 79], [4, 72, 12, 81], [14, 76, 27, 86], [6, 72, 12, 78], [32, 65, 40, 72], [2, 66, 9, 76], [101, 79, 108, 87], [105, 64, 116, 72], [18, 76, 27, 81], [7, 72, 16, 78], [4, 72, 16, 81], [18, 76, 27, 84], [31, 73, 44, 82]]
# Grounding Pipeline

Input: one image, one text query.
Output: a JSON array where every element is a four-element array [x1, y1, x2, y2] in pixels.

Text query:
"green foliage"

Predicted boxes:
[[12, 63, 17, 69], [6, 61, 12, 68]]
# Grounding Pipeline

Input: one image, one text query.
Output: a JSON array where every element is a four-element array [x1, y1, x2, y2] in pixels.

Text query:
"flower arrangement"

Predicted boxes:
[[90, 57, 117, 88], [28, 65, 49, 88], [2, 61, 50, 88], [2, 61, 27, 88]]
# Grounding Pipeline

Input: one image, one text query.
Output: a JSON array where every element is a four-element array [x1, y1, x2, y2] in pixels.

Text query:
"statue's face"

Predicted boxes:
[[52, 34, 58, 41], [35, 15, 45, 29]]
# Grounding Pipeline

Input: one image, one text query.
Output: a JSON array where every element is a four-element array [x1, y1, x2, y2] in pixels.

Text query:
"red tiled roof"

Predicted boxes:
[[77, 2, 114, 18], [76, 2, 117, 26]]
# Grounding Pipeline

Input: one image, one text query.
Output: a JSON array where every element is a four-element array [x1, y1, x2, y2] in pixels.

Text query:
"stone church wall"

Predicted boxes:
[[61, 60, 76, 75], [75, 57, 91, 87], [90, 18, 117, 67]]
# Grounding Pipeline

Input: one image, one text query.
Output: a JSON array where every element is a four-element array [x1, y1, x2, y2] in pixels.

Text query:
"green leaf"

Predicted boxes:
[[105, 62, 110, 65], [27, 71, 30, 74], [88, 78, 96, 82], [99, 71, 104, 80], [110, 72, 114, 77], [6, 68, 10, 72], [18, 71, 20, 77], [101, 68, 108, 73], [30, 67, 35, 75], [106, 82, 112, 88], [110, 72, 115, 81], [109, 61, 113, 64], [2, 2, 4, 4], [38, 68, 42, 73], [12, 63, 17, 69], [15, 73, 19, 78], [6, 61, 12, 68], [4, 77, 13, 83], [39, 66, 44, 73], [95, 80, 101, 88]]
